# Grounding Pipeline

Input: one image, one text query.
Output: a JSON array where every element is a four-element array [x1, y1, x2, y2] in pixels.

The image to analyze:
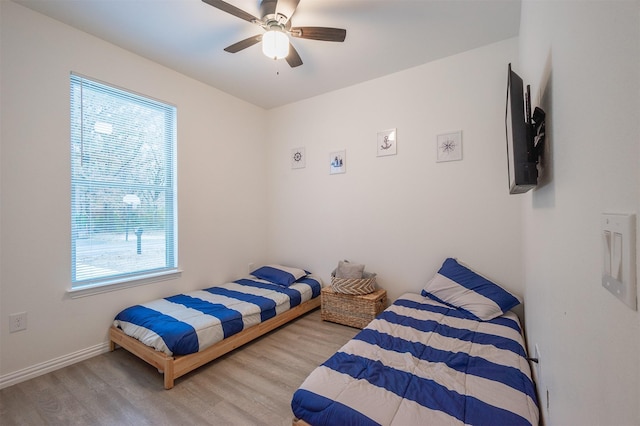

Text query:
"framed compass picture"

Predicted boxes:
[[291, 147, 306, 169], [436, 131, 462, 162], [377, 128, 397, 157]]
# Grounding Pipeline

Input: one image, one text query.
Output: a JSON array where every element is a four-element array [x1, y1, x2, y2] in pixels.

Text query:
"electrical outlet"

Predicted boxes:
[[9, 312, 27, 333]]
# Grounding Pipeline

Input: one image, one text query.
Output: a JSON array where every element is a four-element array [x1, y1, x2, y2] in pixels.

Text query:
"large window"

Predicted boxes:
[[70, 74, 177, 289]]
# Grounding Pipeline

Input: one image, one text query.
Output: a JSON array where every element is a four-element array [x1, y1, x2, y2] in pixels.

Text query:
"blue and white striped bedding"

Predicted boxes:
[[292, 292, 539, 426], [113, 275, 322, 356]]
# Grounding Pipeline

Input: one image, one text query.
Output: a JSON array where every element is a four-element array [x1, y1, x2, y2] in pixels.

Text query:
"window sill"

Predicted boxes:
[[67, 269, 182, 299]]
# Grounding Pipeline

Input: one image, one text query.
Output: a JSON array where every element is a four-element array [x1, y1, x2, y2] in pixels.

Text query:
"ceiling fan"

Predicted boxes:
[[202, 0, 347, 67]]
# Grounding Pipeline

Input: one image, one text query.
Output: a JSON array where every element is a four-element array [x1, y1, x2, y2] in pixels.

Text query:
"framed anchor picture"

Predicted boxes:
[[377, 128, 397, 157]]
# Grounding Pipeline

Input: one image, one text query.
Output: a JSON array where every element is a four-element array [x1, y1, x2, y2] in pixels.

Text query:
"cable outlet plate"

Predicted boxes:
[[9, 312, 27, 333], [534, 344, 542, 381]]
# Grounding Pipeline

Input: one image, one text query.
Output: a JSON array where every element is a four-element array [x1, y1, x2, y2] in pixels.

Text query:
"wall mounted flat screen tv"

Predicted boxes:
[[505, 63, 544, 194]]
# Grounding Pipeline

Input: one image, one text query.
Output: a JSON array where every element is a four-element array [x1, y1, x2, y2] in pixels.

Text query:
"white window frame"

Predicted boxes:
[[69, 73, 179, 296]]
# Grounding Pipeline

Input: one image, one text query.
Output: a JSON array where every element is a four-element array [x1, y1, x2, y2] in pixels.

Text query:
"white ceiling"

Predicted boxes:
[[13, 0, 521, 109]]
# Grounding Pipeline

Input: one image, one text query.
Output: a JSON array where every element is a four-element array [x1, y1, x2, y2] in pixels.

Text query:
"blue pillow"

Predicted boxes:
[[422, 258, 521, 321], [250, 264, 308, 287]]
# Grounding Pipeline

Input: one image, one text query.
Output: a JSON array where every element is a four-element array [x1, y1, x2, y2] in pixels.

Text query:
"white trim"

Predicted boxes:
[[70, 71, 177, 108], [68, 269, 182, 298], [0, 342, 110, 389]]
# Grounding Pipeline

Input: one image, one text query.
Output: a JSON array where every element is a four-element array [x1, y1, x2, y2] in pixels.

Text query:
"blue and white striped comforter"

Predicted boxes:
[[113, 276, 321, 356], [292, 292, 539, 426]]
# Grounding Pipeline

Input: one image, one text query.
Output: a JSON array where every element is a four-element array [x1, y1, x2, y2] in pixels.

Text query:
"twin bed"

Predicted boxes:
[[110, 259, 539, 425], [110, 264, 321, 389], [292, 258, 539, 425]]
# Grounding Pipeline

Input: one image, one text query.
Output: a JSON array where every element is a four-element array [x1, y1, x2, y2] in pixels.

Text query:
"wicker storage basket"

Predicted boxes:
[[331, 271, 376, 295], [321, 287, 387, 329]]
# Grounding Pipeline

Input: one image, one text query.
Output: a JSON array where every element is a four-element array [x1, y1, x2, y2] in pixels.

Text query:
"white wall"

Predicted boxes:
[[5, 3, 638, 423], [0, 1, 268, 382], [519, 1, 640, 424], [265, 39, 524, 304]]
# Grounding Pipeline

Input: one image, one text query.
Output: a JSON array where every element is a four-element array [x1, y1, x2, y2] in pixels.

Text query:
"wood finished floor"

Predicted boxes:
[[0, 310, 359, 426]]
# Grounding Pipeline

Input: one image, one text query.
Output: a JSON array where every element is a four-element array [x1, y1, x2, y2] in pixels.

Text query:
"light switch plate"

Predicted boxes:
[[601, 213, 637, 310]]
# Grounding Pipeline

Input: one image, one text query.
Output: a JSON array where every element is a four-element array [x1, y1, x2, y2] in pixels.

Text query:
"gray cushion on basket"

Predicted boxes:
[[335, 260, 365, 279]]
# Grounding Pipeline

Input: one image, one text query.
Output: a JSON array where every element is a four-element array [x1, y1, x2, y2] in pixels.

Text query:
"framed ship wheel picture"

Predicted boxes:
[[291, 147, 306, 169]]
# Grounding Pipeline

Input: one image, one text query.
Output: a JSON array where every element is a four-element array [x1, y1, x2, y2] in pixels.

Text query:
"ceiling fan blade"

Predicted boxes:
[[224, 35, 263, 53], [275, 0, 300, 23], [201, 0, 260, 23], [290, 27, 346, 42], [286, 43, 303, 68]]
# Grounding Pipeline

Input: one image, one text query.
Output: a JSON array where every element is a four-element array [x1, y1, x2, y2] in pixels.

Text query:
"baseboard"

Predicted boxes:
[[0, 342, 111, 389]]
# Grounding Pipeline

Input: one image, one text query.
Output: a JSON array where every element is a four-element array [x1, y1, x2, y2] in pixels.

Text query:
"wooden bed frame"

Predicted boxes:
[[109, 296, 321, 389]]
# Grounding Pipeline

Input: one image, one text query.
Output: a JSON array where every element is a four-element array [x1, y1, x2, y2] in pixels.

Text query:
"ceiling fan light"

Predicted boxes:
[[262, 30, 289, 60]]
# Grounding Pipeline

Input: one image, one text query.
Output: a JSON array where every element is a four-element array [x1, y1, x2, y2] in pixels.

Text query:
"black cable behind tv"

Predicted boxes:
[[505, 63, 546, 194]]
